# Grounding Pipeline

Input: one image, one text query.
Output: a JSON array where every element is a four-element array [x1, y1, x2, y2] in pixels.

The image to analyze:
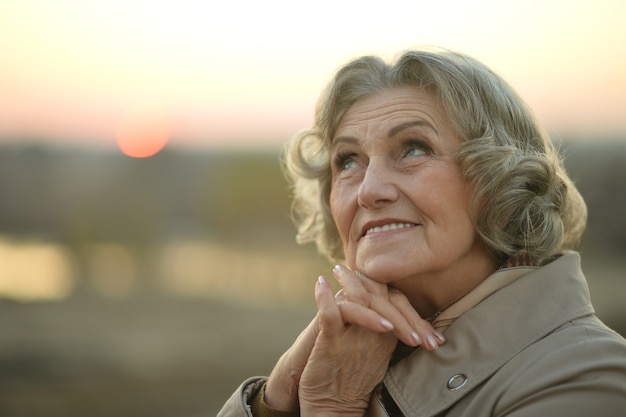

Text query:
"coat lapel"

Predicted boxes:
[[383, 252, 594, 417]]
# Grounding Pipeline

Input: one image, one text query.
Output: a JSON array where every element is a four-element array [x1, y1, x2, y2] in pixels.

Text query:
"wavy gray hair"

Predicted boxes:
[[283, 48, 587, 264]]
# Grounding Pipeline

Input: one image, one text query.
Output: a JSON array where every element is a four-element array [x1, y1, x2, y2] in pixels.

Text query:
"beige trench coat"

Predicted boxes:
[[218, 252, 626, 416]]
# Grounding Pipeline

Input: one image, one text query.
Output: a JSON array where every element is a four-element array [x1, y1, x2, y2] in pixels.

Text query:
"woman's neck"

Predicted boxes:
[[395, 253, 499, 319]]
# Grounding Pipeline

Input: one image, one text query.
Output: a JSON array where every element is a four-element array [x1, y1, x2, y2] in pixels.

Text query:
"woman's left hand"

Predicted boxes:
[[298, 276, 397, 416], [332, 264, 446, 350]]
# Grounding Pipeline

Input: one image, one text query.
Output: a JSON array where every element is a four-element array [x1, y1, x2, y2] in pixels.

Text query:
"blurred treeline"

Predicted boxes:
[[0, 145, 294, 249], [0, 144, 319, 299], [0, 138, 624, 258]]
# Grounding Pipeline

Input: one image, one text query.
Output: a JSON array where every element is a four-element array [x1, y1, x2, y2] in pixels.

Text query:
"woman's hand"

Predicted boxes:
[[332, 264, 446, 350], [263, 273, 395, 414], [264, 264, 445, 413], [298, 276, 397, 416]]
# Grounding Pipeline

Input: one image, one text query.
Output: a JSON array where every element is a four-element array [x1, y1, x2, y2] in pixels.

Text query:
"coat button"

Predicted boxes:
[[447, 374, 468, 391]]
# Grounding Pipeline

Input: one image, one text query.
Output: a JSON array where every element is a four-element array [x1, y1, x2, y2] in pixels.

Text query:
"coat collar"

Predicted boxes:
[[383, 251, 594, 417]]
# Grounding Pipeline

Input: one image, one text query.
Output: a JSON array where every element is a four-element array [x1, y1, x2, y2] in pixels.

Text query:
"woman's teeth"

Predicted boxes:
[[366, 223, 414, 235]]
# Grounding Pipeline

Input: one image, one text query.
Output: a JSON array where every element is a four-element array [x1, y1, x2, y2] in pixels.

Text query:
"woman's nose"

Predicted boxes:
[[357, 160, 399, 209]]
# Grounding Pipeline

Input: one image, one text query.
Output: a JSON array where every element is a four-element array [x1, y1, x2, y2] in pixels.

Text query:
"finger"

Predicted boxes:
[[334, 286, 396, 334], [337, 300, 394, 333], [332, 264, 371, 307], [366, 294, 423, 347], [354, 270, 390, 295], [352, 271, 425, 347], [315, 276, 344, 335], [388, 288, 446, 350], [336, 267, 431, 347], [334, 267, 446, 349]]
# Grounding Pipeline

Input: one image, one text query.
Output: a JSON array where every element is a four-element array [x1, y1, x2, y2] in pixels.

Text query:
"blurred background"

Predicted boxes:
[[1, 1, 625, 416]]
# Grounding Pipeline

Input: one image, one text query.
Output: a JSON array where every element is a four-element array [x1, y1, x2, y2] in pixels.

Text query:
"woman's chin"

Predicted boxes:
[[356, 257, 411, 284]]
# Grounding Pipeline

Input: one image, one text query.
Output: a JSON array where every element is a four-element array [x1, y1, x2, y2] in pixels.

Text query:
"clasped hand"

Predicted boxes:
[[265, 265, 446, 416]]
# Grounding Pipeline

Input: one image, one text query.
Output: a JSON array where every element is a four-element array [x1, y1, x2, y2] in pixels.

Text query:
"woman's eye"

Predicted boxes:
[[405, 147, 425, 157], [402, 139, 431, 157], [343, 159, 356, 170], [333, 152, 357, 171]]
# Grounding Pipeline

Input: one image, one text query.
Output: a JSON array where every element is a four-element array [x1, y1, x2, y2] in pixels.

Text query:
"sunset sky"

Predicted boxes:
[[1, 0, 625, 153]]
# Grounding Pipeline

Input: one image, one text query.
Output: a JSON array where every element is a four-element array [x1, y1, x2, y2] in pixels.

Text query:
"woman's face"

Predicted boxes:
[[329, 87, 495, 310]]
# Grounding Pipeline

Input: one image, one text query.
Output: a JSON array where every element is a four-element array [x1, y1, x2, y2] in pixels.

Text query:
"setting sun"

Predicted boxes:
[[116, 107, 170, 158], [0, 0, 625, 148]]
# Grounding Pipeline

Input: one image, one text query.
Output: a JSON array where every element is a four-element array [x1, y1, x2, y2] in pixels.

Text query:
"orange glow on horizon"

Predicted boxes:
[[116, 107, 170, 158], [1, 0, 625, 148]]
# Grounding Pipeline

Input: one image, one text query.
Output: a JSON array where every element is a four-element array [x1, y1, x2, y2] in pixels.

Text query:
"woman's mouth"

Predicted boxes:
[[364, 222, 416, 236]]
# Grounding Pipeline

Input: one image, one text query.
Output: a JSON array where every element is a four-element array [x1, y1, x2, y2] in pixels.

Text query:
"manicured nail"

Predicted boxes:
[[411, 332, 422, 346], [318, 276, 327, 285], [434, 330, 446, 343], [333, 264, 347, 273], [426, 335, 438, 350], [381, 319, 394, 330]]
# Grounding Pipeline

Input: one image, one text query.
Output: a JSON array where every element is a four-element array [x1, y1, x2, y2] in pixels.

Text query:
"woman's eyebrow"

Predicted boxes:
[[332, 120, 436, 147], [331, 135, 359, 148], [387, 120, 436, 138]]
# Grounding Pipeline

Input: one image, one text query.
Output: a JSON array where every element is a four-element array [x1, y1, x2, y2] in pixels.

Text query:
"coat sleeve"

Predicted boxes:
[[217, 377, 268, 417]]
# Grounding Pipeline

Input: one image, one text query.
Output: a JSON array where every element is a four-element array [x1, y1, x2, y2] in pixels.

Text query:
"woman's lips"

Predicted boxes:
[[364, 222, 417, 236]]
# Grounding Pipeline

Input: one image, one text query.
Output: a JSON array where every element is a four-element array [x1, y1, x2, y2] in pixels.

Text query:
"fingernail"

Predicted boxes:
[[434, 330, 446, 343], [333, 264, 347, 273], [318, 276, 327, 285], [411, 332, 422, 346], [426, 335, 438, 350], [381, 319, 394, 330]]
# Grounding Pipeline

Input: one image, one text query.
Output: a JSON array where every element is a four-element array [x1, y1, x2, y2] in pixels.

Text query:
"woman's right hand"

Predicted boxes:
[[263, 313, 319, 411], [298, 275, 397, 416]]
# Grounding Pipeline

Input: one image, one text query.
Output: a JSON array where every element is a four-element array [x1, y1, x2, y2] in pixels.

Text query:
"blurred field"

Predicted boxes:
[[0, 239, 329, 416], [0, 140, 624, 416], [0, 249, 624, 417], [0, 291, 315, 417]]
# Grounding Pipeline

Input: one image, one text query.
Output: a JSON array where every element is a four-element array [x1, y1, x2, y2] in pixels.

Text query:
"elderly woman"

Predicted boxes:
[[219, 48, 626, 416]]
